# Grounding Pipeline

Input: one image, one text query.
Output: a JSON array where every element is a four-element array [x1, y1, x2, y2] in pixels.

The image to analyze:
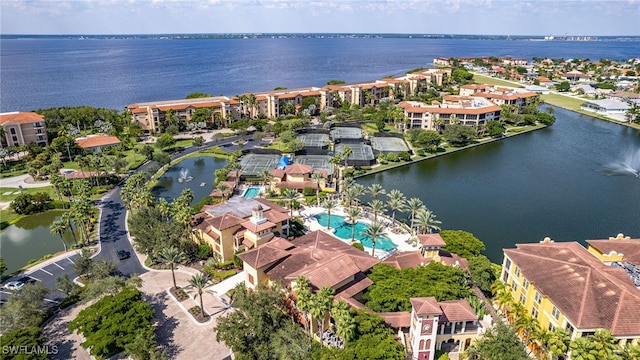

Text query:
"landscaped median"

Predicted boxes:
[[168, 286, 213, 325]]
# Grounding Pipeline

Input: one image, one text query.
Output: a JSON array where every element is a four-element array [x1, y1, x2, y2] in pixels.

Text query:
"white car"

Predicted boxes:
[[3, 281, 26, 291]]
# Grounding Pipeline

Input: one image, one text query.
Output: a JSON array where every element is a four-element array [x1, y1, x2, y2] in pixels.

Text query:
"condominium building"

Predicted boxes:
[[400, 96, 501, 131], [0, 112, 48, 147], [501, 236, 640, 348], [459, 84, 538, 110]]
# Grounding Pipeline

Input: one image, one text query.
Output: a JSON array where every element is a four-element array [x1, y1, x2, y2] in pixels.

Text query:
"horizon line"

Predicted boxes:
[[2, 32, 639, 37]]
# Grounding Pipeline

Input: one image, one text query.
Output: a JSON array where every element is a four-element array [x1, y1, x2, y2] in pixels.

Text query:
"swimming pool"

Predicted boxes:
[[242, 187, 261, 198], [314, 213, 397, 251]]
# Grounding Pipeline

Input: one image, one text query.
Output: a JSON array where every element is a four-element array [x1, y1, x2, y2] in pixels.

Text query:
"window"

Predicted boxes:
[[548, 323, 556, 332], [514, 266, 521, 278], [534, 291, 542, 304], [552, 306, 561, 320], [531, 308, 539, 318], [511, 281, 518, 292], [10, 128, 16, 135], [502, 272, 509, 283], [248, 273, 255, 285], [519, 294, 526, 305], [505, 258, 512, 271], [522, 279, 530, 290]]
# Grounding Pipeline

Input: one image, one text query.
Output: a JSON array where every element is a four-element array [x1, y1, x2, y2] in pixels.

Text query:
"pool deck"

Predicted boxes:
[[299, 205, 418, 259]]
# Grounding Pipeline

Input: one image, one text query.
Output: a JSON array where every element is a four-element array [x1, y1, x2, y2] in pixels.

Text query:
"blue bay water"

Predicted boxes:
[[1, 38, 639, 111]]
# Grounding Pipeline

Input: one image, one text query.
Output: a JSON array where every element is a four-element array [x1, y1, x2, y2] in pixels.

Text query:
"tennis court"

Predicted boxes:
[[330, 127, 363, 141], [335, 144, 375, 166], [239, 154, 280, 177], [294, 155, 334, 176], [371, 137, 409, 154], [297, 133, 330, 148]]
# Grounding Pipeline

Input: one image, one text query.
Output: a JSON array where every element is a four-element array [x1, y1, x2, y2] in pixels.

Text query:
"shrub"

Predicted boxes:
[[385, 152, 399, 162], [302, 187, 315, 196], [417, 149, 426, 156], [196, 244, 212, 260], [352, 242, 365, 251], [10, 192, 52, 214], [398, 151, 411, 161]]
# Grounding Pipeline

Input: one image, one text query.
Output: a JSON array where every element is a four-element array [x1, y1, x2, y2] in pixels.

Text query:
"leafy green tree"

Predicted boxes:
[[140, 144, 155, 160], [128, 206, 192, 260], [486, 120, 505, 137], [464, 321, 529, 360], [415, 129, 442, 151], [440, 230, 486, 259], [193, 136, 205, 147], [186, 92, 212, 98], [0, 282, 49, 333], [68, 287, 156, 360], [443, 124, 475, 146], [556, 81, 570, 92], [0, 258, 7, 277], [536, 112, 556, 125], [0, 327, 48, 360], [544, 328, 571, 360], [468, 255, 497, 295], [9, 192, 52, 215], [364, 262, 471, 312], [335, 309, 405, 360], [56, 273, 79, 296]]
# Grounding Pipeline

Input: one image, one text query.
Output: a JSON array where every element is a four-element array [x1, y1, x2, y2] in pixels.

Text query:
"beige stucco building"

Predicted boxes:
[[0, 112, 48, 147]]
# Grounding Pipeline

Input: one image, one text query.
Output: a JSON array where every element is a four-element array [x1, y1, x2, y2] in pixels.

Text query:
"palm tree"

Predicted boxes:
[[293, 275, 313, 337], [407, 197, 425, 234], [515, 314, 541, 352], [367, 199, 386, 222], [321, 198, 338, 230], [311, 286, 335, 344], [187, 273, 213, 318], [49, 218, 68, 252], [215, 182, 230, 203], [362, 221, 385, 257], [414, 208, 442, 234], [49, 173, 66, 209], [260, 168, 272, 191], [386, 189, 406, 225], [367, 183, 386, 200], [61, 211, 79, 246], [310, 171, 325, 207], [341, 146, 352, 170], [345, 206, 362, 244], [156, 197, 171, 221], [282, 188, 302, 218], [160, 246, 185, 290], [329, 154, 342, 186], [332, 300, 355, 342]]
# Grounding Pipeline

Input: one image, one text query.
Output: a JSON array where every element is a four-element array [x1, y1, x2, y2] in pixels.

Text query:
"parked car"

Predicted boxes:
[[117, 250, 131, 260], [3, 281, 26, 291]]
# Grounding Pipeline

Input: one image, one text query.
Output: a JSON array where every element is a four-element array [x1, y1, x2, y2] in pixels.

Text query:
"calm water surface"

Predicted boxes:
[[357, 107, 640, 262], [152, 157, 228, 206]]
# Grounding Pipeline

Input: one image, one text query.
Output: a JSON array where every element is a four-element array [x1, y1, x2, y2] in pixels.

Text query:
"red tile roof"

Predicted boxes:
[[504, 241, 640, 336], [0, 112, 44, 125], [241, 219, 276, 233], [418, 234, 446, 247], [285, 163, 313, 175], [275, 180, 318, 189], [379, 311, 412, 328], [75, 135, 121, 149], [586, 236, 640, 264], [439, 300, 478, 322], [411, 297, 442, 316], [208, 213, 245, 231]]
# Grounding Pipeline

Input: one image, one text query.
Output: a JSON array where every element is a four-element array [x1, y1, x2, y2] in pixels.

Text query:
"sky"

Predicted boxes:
[[1, 0, 639, 36]]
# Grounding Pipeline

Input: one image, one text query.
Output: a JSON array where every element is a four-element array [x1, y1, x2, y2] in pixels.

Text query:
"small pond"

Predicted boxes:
[[152, 156, 228, 206], [0, 210, 76, 274]]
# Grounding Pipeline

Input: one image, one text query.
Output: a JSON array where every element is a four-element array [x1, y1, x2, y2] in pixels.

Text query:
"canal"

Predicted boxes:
[[357, 107, 640, 263]]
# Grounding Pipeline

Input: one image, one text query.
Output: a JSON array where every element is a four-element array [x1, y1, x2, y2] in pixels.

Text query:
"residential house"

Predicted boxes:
[[581, 99, 630, 117], [0, 112, 47, 147], [75, 135, 121, 153], [270, 163, 320, 191], [501, 237, 640, 350], [192, 197, 291, 262]]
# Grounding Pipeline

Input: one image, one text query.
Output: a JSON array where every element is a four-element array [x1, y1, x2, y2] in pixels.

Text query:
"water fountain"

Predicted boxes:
[[599, 149, 640, 178], [177, 168, 193, 182]]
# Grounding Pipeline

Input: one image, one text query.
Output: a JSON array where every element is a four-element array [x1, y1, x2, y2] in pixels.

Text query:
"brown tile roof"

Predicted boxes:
[[63, 171, 99, 179], [0, 112, 44, 125], [262, 210, 290, 224], [504, 241, 640, 336], [270, 168, 286, 179], [410, 297, 442, 317], [437, 251, 469, 271], [418, 234, 446, 247], [260, 230, 379, 290], [379, 311, 412, 328], [275, 180, 318, 189], [131, 107, 148, 114], [383, 251, 426, 269], [333, 272, 373, 299], [241, 219, 276, 233], [439, 300, 478, 322], [75, 135, 121, 149], [285, 163, 313, 175], [586, 236, 640, 264], [208, 213, 245, 230], [237, 240, 292, 269], [255, 198, 289, 214]]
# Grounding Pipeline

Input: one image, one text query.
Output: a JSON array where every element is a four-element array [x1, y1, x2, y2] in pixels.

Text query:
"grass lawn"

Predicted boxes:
[[539, 93, 585, 112], [472, 73, 525, 88]]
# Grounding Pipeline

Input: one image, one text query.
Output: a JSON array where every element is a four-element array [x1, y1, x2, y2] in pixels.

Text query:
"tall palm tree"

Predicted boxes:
[[293, 275, 313, 337], [407, 197, 425, 233], [329, 154, 342, 187], [341, 146, 352, 169], [260, 168, 272, 192], [187, 273, 213, 318], [367, 199, 386, 222], [282, 188, 302, 218], [362, 221, 385, 257], [49, 173, 66, 209], [61, 211, 79, 246], [386, 189, 406, 225], [156, 197, 171, 221], [332, 300, 355, 342], [321, 198, 338, 230], [49, 218, 68, 252], [215, 182, 230, 203], [160, 246, 185, 290], [311, 286, 335, 344], [414, 208, 442, 234], [345, 206, 362, 244], [367, 183, 386, 200], [310, 171, 325, 207]]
